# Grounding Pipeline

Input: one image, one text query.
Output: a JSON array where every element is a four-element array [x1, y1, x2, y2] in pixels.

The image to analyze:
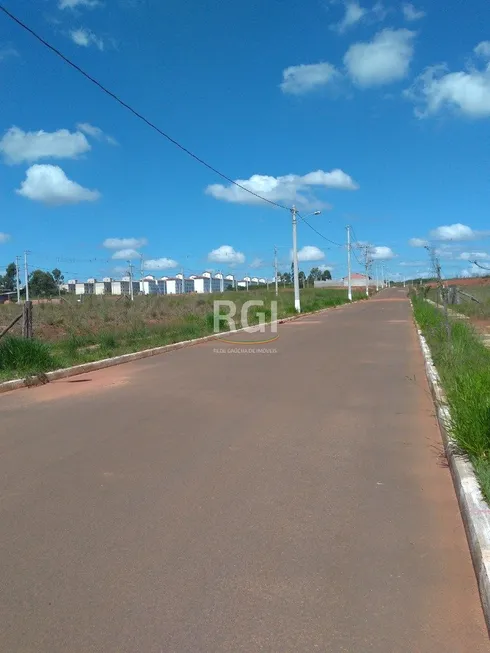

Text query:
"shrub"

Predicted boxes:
[[0, 336, 58, 374]]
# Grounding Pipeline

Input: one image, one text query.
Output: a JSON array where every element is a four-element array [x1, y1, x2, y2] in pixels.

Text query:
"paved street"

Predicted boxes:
[[0, 288, 488, 652]]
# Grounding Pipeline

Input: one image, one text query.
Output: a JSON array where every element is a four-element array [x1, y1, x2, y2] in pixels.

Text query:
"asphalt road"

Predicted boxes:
[[0, 289, 488, 652]]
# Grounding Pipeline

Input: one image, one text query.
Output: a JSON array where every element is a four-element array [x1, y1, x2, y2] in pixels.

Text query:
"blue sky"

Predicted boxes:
[[1, 0, 490, 282]]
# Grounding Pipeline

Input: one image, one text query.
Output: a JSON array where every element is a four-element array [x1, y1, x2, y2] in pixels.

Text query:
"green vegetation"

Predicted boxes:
[[412, 295, 490, 503], [0, 288, 363, 382], [0, 337, 58, 377], [0, 262, 17, 293], [0, 261, 64, 298]]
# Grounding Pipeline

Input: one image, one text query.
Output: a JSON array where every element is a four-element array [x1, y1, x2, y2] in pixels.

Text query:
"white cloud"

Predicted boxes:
[[296, 246, 326, 262], [474, 41, 490, 59], [0, 126, 90, 164], [409, 237, 429, 247], [429, 223, 477, 241], [208, 245, 245, 265], [59, 0, 99, 9], [344, 28, 415, 87], [76, 123, 118, 145], [206, 168, 358, 207], [280, 62, 341, 95], [370, 245, 395, 260], [0, 46, 19, 62], [319, 264, 334, 272], [406, 56, 490, 118], [330, 1, 386, 33], [402, 3, 425, 21], [112, 248, 140, 260], [103, 237, 147, 250], [16, 164, 100, 205], [459, 251, 490, 260], [332, 1, 366, 33], [250, 258, 264, 269], [399, 260, 425, 266], [70, 28, 104, 50], [143, 258, 178, 269], [461, 263, 483, 277], [0, 232, 10, 243], [301, 169, 358, 189]]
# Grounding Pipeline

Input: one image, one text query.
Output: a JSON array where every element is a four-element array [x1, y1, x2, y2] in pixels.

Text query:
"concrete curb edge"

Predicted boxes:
[[0, 301, 350, 396], [415, 325, 490, 635]]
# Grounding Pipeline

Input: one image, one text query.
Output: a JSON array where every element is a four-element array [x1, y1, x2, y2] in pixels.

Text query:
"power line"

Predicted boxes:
[[0, 4, 289, 212], [297, 213, 343, 247], [349, 225, 368, 266]]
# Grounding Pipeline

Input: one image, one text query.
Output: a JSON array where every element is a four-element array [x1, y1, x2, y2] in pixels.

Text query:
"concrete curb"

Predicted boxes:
[[0, 301, 351, 396], [416, 325, 490, 634]]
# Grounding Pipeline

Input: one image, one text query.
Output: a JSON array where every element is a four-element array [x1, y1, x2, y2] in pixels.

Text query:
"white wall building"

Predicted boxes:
[[192, 276, 211, 293], [111, 280, 130, 296], [95, 278, 112, 295], [64, 270, 259, 296], [75, 282, 94, 295], [175, 274, 195, 293], [166, 278, 193, 294]]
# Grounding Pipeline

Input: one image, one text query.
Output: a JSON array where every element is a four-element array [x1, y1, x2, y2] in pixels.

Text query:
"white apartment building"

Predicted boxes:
[[111, 280, 130, 295], [75, 281, 94, 295], [140, 275, 166, 295], [64, 270, 263, 297], [191, 276, 211, 293], [166, 277, 195, 294], [95, 278, 113, 295]]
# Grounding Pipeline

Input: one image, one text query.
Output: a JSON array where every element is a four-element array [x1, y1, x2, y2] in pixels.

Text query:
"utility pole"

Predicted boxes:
[[359, 245, 371, 297], [291, 205, 300, 312], [140, 254, 144, 280], [127, 260, 134, 301], [24, 251, 30, 302], [274, 246, 278, 297], [381, 264, 385, 288], [346, 225, 352, 302], [15, 255, 21, 303]]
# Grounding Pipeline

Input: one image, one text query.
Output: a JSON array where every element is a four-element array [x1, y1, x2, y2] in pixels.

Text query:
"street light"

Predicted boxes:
[[292, 207, 321, 313]]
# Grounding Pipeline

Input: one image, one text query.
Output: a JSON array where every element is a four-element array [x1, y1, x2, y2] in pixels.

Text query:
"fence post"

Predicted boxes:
[[22, 301, 33, 339]]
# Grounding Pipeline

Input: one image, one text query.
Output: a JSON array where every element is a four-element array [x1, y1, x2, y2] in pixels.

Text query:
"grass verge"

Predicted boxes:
[[0, 289, 364, 383], [412, 295, 490, 503]]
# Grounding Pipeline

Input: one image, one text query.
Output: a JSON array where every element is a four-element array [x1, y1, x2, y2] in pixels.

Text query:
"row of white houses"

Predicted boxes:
[[62, 272, 269, 296]]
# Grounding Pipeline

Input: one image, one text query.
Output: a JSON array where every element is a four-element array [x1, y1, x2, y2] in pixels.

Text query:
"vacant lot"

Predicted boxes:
[[428, 282, 490, 324], [0, 288, 361, 381]]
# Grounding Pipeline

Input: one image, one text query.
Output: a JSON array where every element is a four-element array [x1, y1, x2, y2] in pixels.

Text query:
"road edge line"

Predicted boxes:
[[0, 301, 353, 395], [415, 323, 490, 635]]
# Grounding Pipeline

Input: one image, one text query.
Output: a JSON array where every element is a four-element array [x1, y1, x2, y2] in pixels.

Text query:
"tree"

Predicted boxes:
[[52, 268, 64, 285], [28, 270, 58, 297], [308, 267, 321, 285], [307, 266, 331, 285], [0, 261, 16, 291]]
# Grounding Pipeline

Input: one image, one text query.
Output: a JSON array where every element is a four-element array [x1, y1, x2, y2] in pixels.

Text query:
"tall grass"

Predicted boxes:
[[0, 336, 59, 378], [412, 295, 490, 502]]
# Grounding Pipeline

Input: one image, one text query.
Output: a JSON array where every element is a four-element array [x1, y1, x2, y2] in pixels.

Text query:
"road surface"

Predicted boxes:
[[0, 289, 488, 651]]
